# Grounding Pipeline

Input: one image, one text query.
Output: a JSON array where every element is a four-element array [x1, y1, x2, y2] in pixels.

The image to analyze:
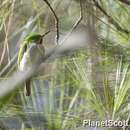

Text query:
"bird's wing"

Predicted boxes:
[[27, 43, 45, 65], [17, 41, 28, 67], [19, 52, 30, 71]]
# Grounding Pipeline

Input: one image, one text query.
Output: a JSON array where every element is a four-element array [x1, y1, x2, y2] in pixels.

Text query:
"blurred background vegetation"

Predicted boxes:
[[1, 0, 130, 130]]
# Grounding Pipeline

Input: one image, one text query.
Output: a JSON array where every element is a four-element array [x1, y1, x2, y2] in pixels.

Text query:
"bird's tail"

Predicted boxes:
[[25, 79, 31, 96]]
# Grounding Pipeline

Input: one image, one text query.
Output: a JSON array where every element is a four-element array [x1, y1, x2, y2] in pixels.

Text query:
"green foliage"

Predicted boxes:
[[1, 0, 130, 130]]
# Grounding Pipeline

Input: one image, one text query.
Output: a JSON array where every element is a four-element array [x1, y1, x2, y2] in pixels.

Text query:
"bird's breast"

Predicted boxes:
[[19, 52, 30, 71]]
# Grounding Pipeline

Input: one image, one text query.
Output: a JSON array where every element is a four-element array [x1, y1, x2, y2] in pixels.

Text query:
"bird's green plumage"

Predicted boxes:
[[24, 33, 42, 42], [17, 33, 42, 66]]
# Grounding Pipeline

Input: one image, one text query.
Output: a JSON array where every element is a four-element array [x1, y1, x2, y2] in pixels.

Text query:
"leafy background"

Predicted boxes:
[[0, 0, 130, 130]]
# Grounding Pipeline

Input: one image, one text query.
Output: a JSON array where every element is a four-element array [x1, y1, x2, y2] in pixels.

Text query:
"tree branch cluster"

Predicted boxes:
[[93, 0, 130, 35]]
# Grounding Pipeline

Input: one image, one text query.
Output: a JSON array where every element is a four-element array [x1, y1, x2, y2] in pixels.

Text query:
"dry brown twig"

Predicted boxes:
[[42, 0, 59, 44]]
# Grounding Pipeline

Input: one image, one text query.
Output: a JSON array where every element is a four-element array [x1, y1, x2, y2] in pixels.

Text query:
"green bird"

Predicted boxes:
[[18, 32, 49, 96]]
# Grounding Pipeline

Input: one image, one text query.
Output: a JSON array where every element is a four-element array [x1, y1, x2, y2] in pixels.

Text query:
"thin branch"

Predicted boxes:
[[41, 0, 83, 61], [42, 0, 59, 44], [87, 9, 127, 39], [60, 0, 83, 44], [93, 0, 130, 35], [41, 30, 50, 37], [119, 0, 130, 5], [39, 0, 83, 63], [70, 0, 83, 31]]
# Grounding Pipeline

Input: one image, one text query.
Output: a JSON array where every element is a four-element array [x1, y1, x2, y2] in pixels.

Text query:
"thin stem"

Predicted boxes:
[[93, 0, 130, 35], [60, 0, 83, 44], [42, 0, 59, 44], [41, 30, 50, 37]]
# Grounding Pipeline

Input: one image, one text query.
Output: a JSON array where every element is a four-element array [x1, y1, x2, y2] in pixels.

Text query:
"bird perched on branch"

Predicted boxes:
[[18, 31, 49, 96]]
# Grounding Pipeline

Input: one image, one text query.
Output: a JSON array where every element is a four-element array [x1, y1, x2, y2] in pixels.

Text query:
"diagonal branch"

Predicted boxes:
[[93, 0, 130, 35], [60, 0, 83, 44], [42, 0, 59, 44], [41, 30, 50, 37], [119, 0, 130, 5], [70, 0, 83, 31]]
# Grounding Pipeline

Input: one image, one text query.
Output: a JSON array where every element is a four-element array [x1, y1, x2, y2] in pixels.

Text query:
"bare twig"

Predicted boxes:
[[119, 0, 130, 5], [93, 0, 130, 35], [60, 0, 83, 44], [70, 0, 83, 31], [41, 30, 50, 37], [42, 0, 59, 44], [87, 9, 127, 39], [41, 0, 83, 60]]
